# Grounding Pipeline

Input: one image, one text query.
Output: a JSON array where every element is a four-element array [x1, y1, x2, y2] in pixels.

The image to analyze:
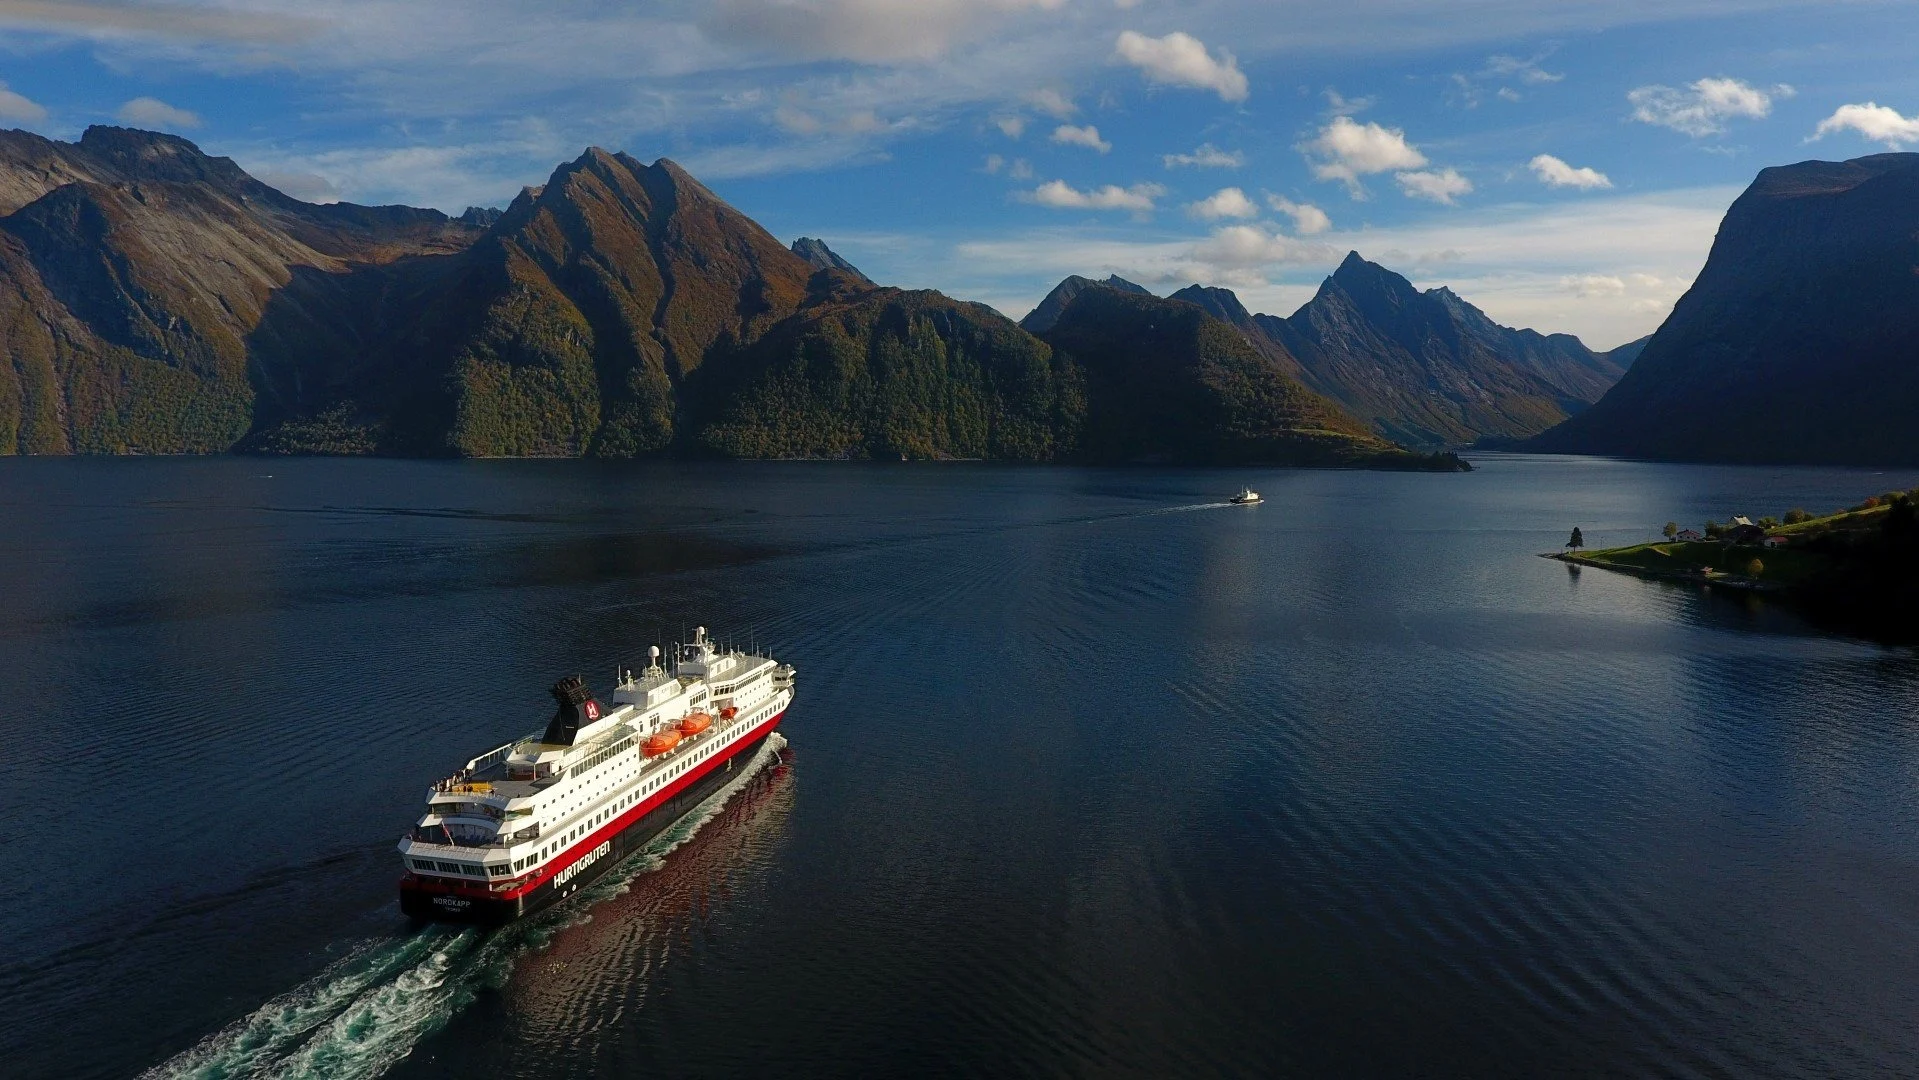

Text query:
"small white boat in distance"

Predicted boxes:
[[1230, 487, 1262, 505]]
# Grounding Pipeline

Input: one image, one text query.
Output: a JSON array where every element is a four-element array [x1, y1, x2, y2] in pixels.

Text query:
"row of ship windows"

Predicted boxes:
[[411, 859, 508, 878], [571, 736, 636, 779], [506, 712, 757, 872]]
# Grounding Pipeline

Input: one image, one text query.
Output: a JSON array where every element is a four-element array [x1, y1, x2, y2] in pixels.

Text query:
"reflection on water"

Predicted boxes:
[[5, 455, 1919, 1079]]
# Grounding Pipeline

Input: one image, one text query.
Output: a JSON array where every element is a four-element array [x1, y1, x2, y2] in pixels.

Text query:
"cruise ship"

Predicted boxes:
[[399, 628, 794, 923]]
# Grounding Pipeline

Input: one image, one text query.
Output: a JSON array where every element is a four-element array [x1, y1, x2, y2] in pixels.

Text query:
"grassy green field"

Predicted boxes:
[[1569, 540, 1818, 585], [1566, 495, 1917, 587]]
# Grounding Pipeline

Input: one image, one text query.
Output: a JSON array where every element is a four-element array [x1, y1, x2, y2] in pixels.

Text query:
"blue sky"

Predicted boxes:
[[3, 1, 1918, 348]]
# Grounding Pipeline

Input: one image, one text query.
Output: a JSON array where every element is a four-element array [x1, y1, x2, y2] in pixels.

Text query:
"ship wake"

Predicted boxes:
[[143, 733, 788, 1080]]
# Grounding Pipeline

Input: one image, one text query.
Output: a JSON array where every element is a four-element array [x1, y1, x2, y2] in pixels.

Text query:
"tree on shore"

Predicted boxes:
[[1663, 521, 1679, 540], [1567, 527, 1584, 551], [1784, 508, 1811, 525], [1746, 557, 1764, 579]]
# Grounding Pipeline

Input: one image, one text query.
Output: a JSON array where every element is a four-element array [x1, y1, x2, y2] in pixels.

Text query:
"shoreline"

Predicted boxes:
[[1541, 550, 1786, 594]]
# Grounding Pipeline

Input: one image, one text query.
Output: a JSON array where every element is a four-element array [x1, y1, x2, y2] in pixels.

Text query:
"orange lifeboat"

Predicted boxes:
[[678, 712, 713, 737], [643, 730, 682, 757], [720, 706, 738, 720]]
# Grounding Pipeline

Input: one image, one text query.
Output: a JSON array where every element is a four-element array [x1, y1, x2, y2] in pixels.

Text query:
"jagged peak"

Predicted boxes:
[[1324, 251, 1420, 310], [791, 236, 873, 284]]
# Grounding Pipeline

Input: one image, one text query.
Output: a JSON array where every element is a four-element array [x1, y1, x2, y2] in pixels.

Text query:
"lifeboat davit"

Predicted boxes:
[[643, 730, 682, 757], [678, 712, 713, 736]]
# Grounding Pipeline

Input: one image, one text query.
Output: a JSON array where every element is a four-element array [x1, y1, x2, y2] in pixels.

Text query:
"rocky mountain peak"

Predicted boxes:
[[1170, 284, 1253, 325], [791, 237, 873, 284], [1324, 251, 1422, 314], [1019, 273, 1153, 333], [75, 125, 256, 191]]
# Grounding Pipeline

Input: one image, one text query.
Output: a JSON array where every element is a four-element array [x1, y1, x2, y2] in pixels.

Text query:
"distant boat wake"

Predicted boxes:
[[1140, 501, 1236, 515], [142, 734, 788, 1080]]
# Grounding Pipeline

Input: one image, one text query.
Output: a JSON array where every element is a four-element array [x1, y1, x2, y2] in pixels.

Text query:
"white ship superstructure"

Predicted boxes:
[[399, 628, 794, 921]]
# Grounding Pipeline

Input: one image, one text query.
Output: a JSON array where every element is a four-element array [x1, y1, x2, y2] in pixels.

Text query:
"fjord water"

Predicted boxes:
[[6, 456, 1919, 1079]]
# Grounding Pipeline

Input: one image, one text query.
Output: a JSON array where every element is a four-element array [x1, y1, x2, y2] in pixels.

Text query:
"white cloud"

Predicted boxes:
[[0, 0, 316, 44], [1628, 77, 1791, 137], [0, 81, 46, 123], [1396, 167, 1473, 204], [1324, 89, 1374, 116], [1024, 179, 1165, 211], [951, 186, 1731, 347], [774, 101, 885, 137], [1561, 273, 1626, 296], [1051, 123, 1111, 153], [1484, 52, 1563, 86], [116, 95, 203, 130], [253, 169, 340, 203], [995, 115, 1026, 139], [1529, 154, 1612, 190], [1266, 194, 1332, 234], [1187, 187, 1258, 220], [1163, 143, 1243, 168], [1301, 116, 1427, 193], [1114, 30, 1248, 102], [983, 153, 1005, 174], [1191, 225, 1329, 272], [704, 0, 1070, 64], [1009, 157, 1033, 179], [1026, 87, 1077, 119], [1812, 102, 1919, 147]]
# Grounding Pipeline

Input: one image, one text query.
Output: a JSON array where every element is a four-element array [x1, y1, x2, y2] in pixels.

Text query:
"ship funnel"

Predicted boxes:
[[542, 675, 599, 746]]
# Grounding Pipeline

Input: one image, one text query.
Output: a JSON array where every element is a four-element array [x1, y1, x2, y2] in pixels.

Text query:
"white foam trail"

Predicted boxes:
[[1139, 502, 1235, 515], [143, 733, 788, 1080]]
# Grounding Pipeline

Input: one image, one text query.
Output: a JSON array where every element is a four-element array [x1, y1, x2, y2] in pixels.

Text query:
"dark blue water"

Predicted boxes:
[[5, 455, 1919, 1079]]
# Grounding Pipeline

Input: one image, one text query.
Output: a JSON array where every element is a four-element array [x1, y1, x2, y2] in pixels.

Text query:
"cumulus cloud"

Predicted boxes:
[[0, 81, 46, 123], [1301, 116, 1427, 185], [1812, 102, 1919, 147], [1397, 168, 1472, 204], [1051, 123, 1111, 152], [1025, 179, 1165, 211], [1163, 143, 1243, 168], [1027, 87, 1076, 119], [1529, 153, 1612, 190], [1114, 30, 1248, 102], [1266, 194, 1331, 234], [983, 153, 1005, 173], [1628, 77, 1791, 137], [1009, 158, 1033, 179], [117, 96, 203, 130], [1187, 187, 1258, 220], [995, 115, 1026, 139]]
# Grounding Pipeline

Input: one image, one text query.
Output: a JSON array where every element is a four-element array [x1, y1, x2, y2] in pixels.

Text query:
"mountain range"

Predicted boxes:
[[14, 127, 1905, 468], [0, 126, 1457, 469], [1023, 254, 1632, 449], [1527, 152, 1919, 465]]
